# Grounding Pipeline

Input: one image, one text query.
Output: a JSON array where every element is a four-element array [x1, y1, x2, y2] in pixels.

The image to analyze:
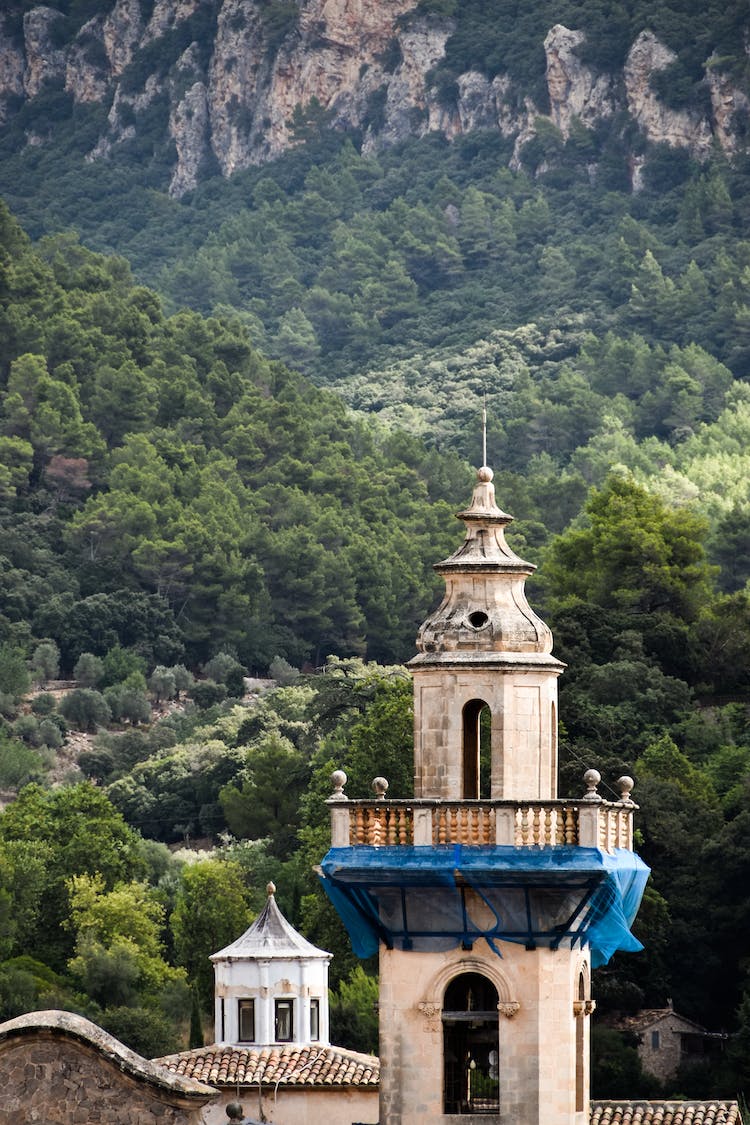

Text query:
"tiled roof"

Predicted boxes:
[[590, 1101, 742, 1124], [609, 1008, 707, 1034], [156, 1044, 379, 1089]]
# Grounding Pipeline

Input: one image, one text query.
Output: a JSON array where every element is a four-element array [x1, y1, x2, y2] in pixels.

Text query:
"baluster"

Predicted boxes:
[[514, 807, 522, 846], [386, 809, 396, 846], [371, 810, 383, 847], [472, 808, 480, 845], [398, 808, 407, 845], [451, 806, 460, 843], [437, 808, 447, 845], [564, 807, 576, 845], [484, 808, 492, 844], [354, 806, 364, 845], [520, 806, 529, 845]]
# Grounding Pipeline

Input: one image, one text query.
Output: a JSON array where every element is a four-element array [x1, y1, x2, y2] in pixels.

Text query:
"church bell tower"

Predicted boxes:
[[319, 464, 649, 1125]]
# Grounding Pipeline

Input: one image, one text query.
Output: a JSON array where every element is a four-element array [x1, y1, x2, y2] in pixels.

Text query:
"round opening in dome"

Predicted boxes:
[[468, 611, 489, 629]]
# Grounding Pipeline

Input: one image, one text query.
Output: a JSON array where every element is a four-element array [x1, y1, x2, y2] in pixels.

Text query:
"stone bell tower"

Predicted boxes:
[[411, 464, 563, 802], [319, 465, 649, 1125]]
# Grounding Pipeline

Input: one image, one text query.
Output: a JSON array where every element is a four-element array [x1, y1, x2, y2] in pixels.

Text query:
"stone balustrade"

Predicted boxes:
[[327, 770, 636, 854]]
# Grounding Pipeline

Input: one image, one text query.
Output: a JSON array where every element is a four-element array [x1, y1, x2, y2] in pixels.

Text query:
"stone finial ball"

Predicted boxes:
[[583, 768, 601, 787], [478, 466, 494, 482], [266, 881, 276, 897], [372, 776, 389, 796], [616, 775, 635, 798], [226, 1103, 244, 1121], [331, 769, 347, 789]]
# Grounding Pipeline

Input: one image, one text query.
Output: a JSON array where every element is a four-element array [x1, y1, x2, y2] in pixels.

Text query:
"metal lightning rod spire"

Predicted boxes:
[[482, 394, 487, 467]]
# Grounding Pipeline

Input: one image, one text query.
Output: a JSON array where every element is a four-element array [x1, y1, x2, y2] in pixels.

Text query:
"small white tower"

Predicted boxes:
[[211, 882, 331, 1048]]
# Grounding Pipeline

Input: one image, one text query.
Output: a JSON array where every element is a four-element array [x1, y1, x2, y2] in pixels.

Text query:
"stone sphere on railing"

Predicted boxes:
[[372, 776, 389, 799], [330, 769, 347, 799], [582, 768, 601, 801], [616, 775, 635, 803]]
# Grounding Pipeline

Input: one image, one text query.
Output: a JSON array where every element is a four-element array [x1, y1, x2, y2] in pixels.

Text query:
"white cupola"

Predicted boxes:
[[211, 882, 331, 1048]]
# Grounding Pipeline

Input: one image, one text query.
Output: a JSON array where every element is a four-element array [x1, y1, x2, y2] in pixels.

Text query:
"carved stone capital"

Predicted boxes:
[[497, 1001, 520, 1019], [573, 999, 596, 1018], [418, 1001, 442, 1032]]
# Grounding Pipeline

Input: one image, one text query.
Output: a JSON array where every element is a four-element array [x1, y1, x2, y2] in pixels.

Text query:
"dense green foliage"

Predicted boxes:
[[0, 202, 468, 674]]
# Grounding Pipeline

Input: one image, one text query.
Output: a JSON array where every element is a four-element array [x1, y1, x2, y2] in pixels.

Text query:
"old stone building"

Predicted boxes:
[[609, 1003, 729, 1084]]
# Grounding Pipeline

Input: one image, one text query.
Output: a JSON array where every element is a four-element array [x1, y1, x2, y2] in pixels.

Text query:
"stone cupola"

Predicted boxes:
[[211, 883, 331, 1048], [409, 465, 565, 801]]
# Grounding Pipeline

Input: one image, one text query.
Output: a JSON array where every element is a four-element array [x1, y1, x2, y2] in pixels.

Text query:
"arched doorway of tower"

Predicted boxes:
[[442, 971, 499, 1114], [462, 699, 492, 799]]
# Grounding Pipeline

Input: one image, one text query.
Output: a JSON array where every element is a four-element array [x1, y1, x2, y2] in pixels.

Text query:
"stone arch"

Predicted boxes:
[[421, 957, 518, 1020], [462, 698, 491, 799]]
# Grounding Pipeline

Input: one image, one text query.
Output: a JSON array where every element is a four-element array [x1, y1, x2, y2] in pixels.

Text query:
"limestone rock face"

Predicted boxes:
[[544, 24, 615, 137], [208, 0, 424, 172], [0, 17, 25, 125], [103, 0, 144, 79], [206, 0, 268, 176], [376, 15, 452, 147], [624, 30, 713, 156], [142, 0, 202, 46], [169, 45, 210, 197], [706, 63, 750, 157], [23, 6, 67, 97], [65, 17, 110, 104], [2, 2, 748, 194]]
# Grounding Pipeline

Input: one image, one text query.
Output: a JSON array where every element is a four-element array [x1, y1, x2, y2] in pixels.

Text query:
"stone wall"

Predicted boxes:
[[0, 1010, 216, 1125]]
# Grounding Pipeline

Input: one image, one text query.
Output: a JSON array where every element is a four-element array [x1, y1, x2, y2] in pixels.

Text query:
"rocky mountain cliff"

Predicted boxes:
[[0, 0, 748, 197]]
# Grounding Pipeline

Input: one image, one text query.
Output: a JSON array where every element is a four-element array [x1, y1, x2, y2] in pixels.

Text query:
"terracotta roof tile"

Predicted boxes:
[[156, 1044, 379, 1089], [590, 1102, 742, 1124]]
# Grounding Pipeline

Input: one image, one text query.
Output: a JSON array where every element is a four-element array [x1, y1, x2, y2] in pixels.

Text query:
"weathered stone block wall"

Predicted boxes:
[[378, 940, 592, 1125], [0, 1012, 215, 1125]]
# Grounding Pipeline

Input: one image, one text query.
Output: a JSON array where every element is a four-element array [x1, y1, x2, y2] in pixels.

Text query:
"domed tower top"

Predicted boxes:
[[412, 465, 556, 662], [409, 464, 563, 801]]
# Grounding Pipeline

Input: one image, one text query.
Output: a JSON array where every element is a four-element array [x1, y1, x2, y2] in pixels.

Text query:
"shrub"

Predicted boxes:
[[59, 689, 111, 732], [30, 693, 56, 716], [78, 746, 116, 783], [148, 666, 176, 703], [38, 719, 63, 750], [32, 641, 60, 686], [190, 680, 227, 709], [12, 714, 41, 746], [0, 733, 48, 788], [74, 652, 104, 688], [269, 655, 300, 685]]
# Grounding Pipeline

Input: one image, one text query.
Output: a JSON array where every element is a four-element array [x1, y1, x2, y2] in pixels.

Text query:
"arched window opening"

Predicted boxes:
[[443, 972, 499, 1115], [462, 700, 491, 799], [575, 971, 586, 1112]]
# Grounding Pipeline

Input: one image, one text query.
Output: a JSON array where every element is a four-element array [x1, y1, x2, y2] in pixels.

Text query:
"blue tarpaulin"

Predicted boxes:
[[318, 845, 648, 967]]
